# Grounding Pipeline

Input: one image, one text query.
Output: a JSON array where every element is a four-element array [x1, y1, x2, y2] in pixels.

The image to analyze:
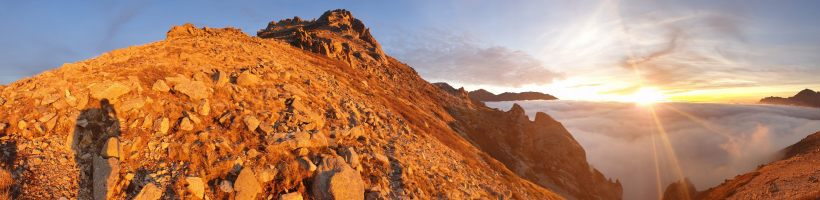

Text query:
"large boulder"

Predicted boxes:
[[312, 156, 364, 200], [234, 168, 262, 200]]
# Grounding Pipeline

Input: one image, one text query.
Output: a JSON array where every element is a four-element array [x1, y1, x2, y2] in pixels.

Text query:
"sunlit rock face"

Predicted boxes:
[[445, 100, 623, 200]]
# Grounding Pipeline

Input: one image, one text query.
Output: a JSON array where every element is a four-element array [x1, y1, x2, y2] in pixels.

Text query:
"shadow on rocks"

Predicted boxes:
[[71, 99, 121, 200], [0, 139, 18, 199]]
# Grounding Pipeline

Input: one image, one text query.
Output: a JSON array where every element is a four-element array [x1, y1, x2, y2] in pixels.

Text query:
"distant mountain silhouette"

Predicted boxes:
[[468, 89, 557, 102], [760, 89, 820, 108]]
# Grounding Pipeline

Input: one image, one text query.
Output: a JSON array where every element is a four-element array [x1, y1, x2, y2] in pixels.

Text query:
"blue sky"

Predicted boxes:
[[1, 0, 819, 102]]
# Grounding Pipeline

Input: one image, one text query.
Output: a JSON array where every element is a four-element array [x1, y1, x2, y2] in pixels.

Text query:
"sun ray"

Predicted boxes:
[[648, 106, 692, 200], [650, 133, 664, 200]]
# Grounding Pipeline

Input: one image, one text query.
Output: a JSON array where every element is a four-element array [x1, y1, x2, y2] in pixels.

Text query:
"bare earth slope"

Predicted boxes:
[[0, 9, 619, 200]]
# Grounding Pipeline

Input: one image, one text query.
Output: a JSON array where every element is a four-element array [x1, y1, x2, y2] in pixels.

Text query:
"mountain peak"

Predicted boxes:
[[257, 9, 386, 66]]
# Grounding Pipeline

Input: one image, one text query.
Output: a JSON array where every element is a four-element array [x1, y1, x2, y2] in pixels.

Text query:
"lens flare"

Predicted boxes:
[[628, 87, 667, 105]]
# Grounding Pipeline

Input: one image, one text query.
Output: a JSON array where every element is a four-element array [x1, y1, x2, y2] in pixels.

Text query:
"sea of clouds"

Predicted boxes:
[[486, 101, 820, 200]]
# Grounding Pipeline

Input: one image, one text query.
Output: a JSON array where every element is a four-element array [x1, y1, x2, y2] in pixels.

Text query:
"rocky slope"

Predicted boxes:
[[760, 89, 820, 108], [468, 88, 558, 102], [0, 9, 620, 199], [663, 131, 820, 200]]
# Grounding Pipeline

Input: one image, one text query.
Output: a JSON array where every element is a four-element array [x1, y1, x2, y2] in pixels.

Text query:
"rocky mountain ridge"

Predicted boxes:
[[760, 89, 820, 108], [0, 9, 620, 200], [468, 88, 558, 102]]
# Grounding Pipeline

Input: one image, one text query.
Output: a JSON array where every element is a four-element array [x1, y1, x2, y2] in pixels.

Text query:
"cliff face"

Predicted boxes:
[[760, 89, 820, 108], [468, 89, 558, 102], [0, 9, 621, 200], [665, 131, 820, 200], [443, 87, 622, 199]]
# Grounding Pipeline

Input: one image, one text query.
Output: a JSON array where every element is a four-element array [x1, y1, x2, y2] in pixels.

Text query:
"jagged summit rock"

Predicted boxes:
[[257, 9, 387, 67]]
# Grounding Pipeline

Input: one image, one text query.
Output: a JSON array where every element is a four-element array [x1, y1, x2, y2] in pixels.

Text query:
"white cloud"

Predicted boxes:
[[486, 101, 820, 200]]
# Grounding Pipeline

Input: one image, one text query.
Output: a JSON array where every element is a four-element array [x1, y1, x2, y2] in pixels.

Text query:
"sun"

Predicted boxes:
[[628, 87, 667, 105]]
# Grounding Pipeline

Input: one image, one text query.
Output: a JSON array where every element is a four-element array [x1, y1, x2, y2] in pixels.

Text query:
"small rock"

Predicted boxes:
[[236, 71, 260, 86], [258, 168, 278, 183], [198, 100, 210, 116], [310, 132, 329, 147], [300, 156, 317, 172], [76, 119, 89, 128], [247, 149, 259, 158], [219, 180, 234, 193], [134, 183, 163, 200], [294, 132, 311, 148], [341, 147, 360, 168], [64, 89, 78, 107], [38, 112, 56, 122], [188, 114, 202, 124], [234, 168, 262, 200], [17, 120, 27, 129], [179, 117, 194, 131], [374, 153, 389, 165], [258, 123, 274, 134], [213, 70, 229, 86], [89, 82, 132, 101], [295, 147, 309, 156], [152, 80, 170, 92], [153, 117, 170, 134], [40, 94, 61, 105], [279, 192, 303, 200], [102, 137, 120, 158], [243, 116, 260, 132], [186, 177, 205, 199], [119, 98, 146, 112]]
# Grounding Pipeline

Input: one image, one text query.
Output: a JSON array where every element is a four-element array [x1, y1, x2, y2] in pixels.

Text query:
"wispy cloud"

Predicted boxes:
[[386, 29, 562, 87]]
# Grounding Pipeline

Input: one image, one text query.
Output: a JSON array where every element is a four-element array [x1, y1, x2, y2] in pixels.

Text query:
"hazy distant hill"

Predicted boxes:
[[760, 89, 820, 108], [468, 89, 558, 102]]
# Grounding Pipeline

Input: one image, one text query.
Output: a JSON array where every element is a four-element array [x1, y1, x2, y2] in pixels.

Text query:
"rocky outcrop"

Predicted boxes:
[[692, 131, 820, 199], [257, 9, 386, 67], [760, 89, 820, 108], [448, 103, 623, 199], [468, 88, 558, 102]]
